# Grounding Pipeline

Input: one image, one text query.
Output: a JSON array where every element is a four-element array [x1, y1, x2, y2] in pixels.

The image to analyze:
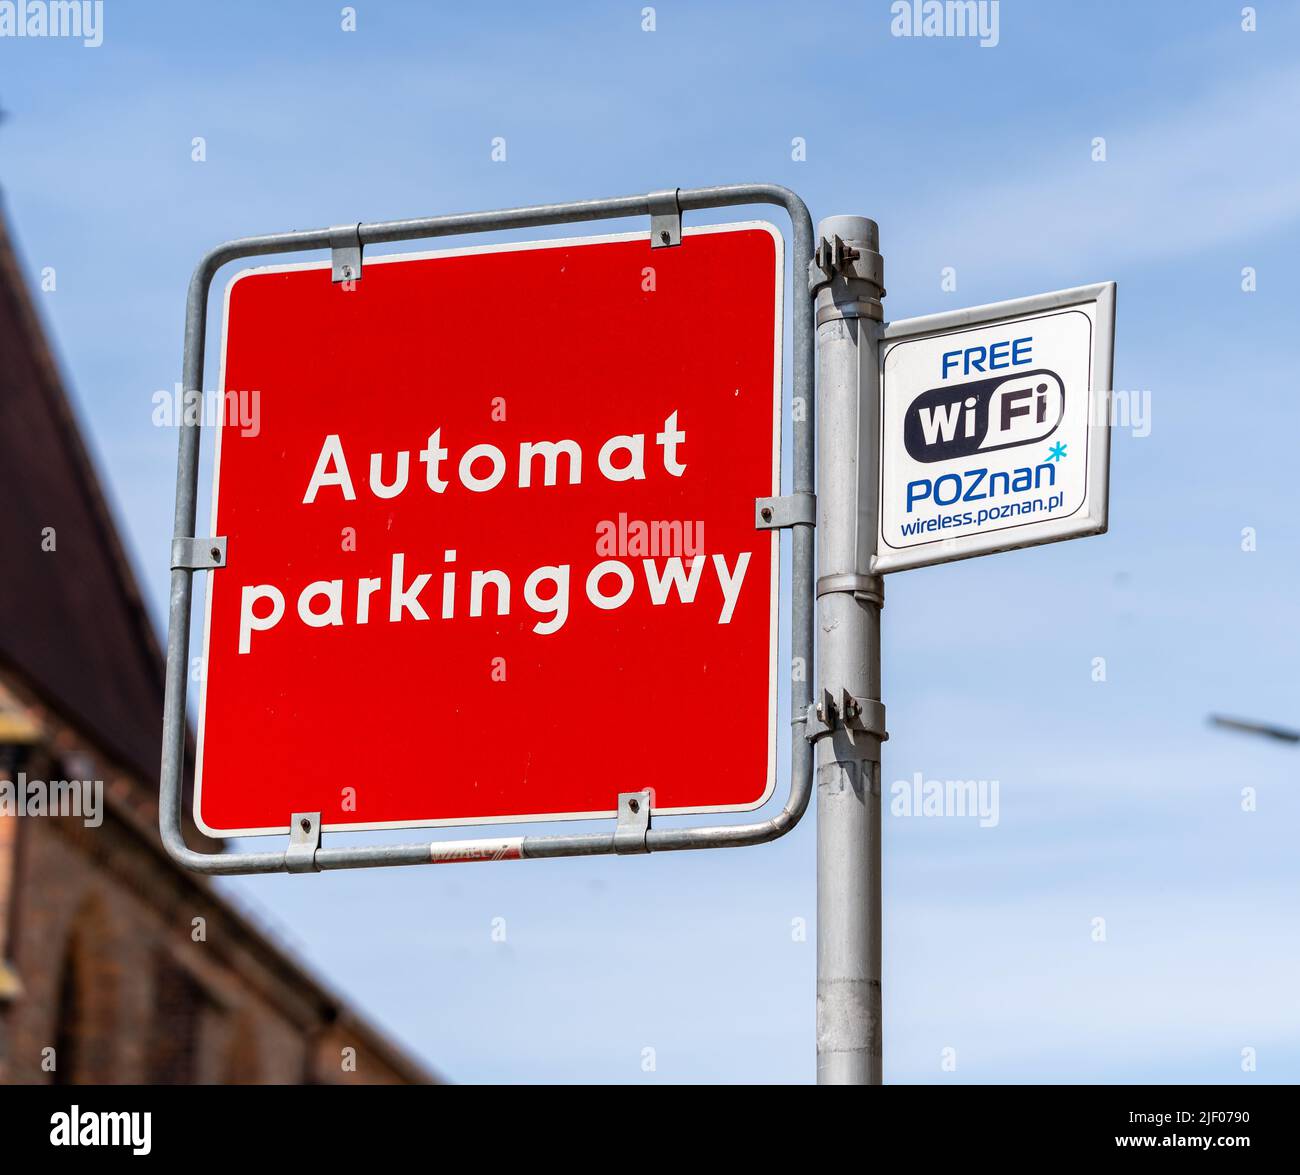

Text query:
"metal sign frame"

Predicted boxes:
[[195, 222, 786, 837], [873, 282, 1116, 573], [160, 184, 815, 875]]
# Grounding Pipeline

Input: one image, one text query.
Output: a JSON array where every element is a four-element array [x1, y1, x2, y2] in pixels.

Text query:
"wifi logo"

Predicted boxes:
[[903, 369, 1065, 463]]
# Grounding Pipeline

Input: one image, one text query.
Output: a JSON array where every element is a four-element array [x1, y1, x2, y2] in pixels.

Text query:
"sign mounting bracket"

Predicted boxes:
[[648, 188, 681, 248], [613, 791, 652, 854], [330, 222, 363, 282], [755, 492, 816, 531], [171, 536, 226, 572], [285, 812, 322, 873]]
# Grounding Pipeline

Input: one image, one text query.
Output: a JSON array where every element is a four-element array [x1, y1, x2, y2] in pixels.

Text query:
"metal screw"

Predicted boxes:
[[760, 507, 773, 522], [210, 547, 221, 562], [659, 231, 670, 245], [342, 265, 353, 279], [628, 797, 640, 814], [299, 817, 312, 833]]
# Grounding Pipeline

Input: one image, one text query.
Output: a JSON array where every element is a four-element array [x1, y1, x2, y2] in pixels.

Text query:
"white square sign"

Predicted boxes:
[[875, 283, 1115, 573]]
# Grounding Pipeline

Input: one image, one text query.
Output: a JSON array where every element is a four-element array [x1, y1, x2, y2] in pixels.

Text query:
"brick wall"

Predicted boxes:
[[0, 682, 435, 1086]]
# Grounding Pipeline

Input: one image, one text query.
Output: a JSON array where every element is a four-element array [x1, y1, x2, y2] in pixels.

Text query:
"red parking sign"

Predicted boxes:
[[194, 223, 784, 836]]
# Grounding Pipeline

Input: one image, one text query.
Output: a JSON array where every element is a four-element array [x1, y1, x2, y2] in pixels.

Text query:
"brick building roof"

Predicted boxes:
[[0, 203, 167, 786]]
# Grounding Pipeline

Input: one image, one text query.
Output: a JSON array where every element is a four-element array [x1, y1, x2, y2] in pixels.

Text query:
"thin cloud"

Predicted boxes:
[[892, 65, 1300, 283]]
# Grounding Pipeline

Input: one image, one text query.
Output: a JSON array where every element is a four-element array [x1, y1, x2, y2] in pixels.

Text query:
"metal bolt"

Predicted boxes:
[[659, 231, 670, 245], [299, 817, 312, 833], [760, 506, 773, 522], [210, 546, 221, 562], [342, 265, 353, 279], [628, 797, 640, 814]]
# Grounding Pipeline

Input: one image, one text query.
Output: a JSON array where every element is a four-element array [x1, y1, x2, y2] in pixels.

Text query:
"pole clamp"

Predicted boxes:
[[805, 688, 888, 744], [648, 189, 682, 248], [755, 493, 816, 531], [816, 299, 883, 327], [809, 234, 858, 288], [809, 231, 885, 325], [613, 790, 652, 854], [171, 536, 227, 571], [807, 234, 885, 295], [286, 812, 322, 873], [816, 571, 883, 606], [330, 222, 363, 282]]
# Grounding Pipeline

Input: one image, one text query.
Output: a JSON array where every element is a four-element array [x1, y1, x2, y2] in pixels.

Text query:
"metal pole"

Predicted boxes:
[[812, 215, 886, 1084]]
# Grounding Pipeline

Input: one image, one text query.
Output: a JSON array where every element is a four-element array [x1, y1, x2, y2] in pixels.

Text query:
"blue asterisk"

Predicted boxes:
[[1046, 442, 1067, 462]]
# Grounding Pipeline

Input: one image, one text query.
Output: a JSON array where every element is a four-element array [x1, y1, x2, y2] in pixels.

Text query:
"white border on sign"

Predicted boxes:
[[873, 282, 1115, 574], [194, 222, 785, 837]]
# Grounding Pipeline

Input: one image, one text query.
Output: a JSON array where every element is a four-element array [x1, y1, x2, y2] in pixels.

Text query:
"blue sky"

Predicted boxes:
[[3, 0, 1299, 1082]]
